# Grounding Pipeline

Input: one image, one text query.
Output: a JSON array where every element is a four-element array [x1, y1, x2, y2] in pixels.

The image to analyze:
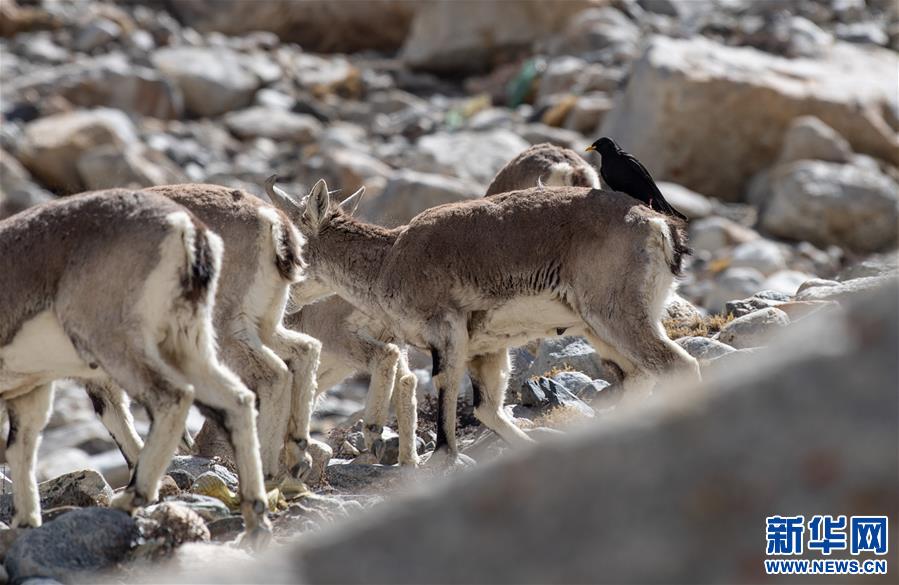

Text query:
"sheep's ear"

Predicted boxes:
[[264, 175, 303, 219], [338, 186, 365, 216], [305, 178, 331, 227]]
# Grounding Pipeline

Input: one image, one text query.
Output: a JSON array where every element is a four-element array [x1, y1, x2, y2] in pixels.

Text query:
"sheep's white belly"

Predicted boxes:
[[0, 310, 94, 395], [468, 295, 583, 355]]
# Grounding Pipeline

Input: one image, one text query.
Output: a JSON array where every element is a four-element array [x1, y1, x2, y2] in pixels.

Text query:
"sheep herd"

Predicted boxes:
[[0, 142, 698, 546]]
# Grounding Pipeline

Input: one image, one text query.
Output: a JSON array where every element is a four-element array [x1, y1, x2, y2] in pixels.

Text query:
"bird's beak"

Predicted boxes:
[[585, 145, 596, 152]]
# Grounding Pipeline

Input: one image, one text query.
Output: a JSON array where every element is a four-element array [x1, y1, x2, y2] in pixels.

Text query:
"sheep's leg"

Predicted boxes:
[[84, 379, 144, 468], [181, 357, 271, 548], [362, 341, 401, 451], [583, 313, 700, 405], [427, 324, 473, 468], [108, 361, 194, 511], [269, 326, 322, 479], [214, 335, 291, 479], [469, 350, 533, 447], [392, 348, 419, 466], [6, 383, 54, 528]]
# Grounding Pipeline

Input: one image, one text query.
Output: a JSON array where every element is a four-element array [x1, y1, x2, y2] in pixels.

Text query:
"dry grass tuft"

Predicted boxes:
[[530, 404, 592, 429], [664, 312, 735, 340], [531, 364, 576, 381]]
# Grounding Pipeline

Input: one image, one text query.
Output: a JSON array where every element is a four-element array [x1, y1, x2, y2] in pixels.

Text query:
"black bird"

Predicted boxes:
[[585, 137, 687, 221]]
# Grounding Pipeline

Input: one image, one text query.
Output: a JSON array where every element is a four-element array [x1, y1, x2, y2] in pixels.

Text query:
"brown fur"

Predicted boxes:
[[485, 143, 598, 196]]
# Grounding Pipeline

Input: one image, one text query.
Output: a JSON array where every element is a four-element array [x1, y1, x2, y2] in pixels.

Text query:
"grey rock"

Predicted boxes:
[[224, 106, 322, 143], [760, 270, 816, 297], [549, 371, 593, 396], [564, 93, 614, 135], [152, 46, 262, 117], [73, 18, 121, 53], [17, 108, 138, 193], [207, 516, 245, 542], [362, 169, 481, 227], [520, 378, 594, 418], [401, 1, 591, 72], [0, 469, 113, 525], [796, 275, 898, 302], [372, 433, 426, 467], [537, 56, 588, 103], [835, 22, 889, 46], [167, 0, 416, 54], [837, 253, 898, 281], [281, 279, 899, 585], [715, 307, 791, 349], [167, 456, 238, 492], [724, 295, 781, 318], [676, 336, 736, 363], [4, 54, 183, 119], [322, 148, 392, 192], [76, 144, 185, 190], [704, 267, 765, 314], [528, 337, 610, 383], [519, 124, 583, 150], [545, 6, 640, 64], [664, 291, 705, 325], [134, 502, 209, 560], [728, 239, 787, 275], [306, 439, 333, 486], [165, 495, 231, 523], [656, 182, 713, 219], [778, 115, 853, 164], [689, 216, 759, 253], [6, 508, 137, 584], [325, 463, 406, 494], [414, 130, 530, 187], [0, 148, 52, 219], [167, 469, 195, 492], [760, 160, 899, 253]]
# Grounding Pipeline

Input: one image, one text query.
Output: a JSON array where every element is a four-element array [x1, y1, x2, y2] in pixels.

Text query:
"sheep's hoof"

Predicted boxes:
[[239, 521, 272, 552], [11, 513, 41, 529], [110, 489, 147, 512], [424, 449, 475, 470]]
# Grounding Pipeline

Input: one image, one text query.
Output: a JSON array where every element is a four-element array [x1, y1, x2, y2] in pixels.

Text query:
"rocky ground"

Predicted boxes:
[[0, 0, 897, 582]]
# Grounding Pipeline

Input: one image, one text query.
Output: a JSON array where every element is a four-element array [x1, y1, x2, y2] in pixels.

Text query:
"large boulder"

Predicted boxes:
[[401, 0, 593, 72], [167, 0, 416, 53], [759, 160, 899, 253], [16, 108, 138, 193], [151, 47, 264, 117], [361, 169, 481, 227], [600, 37, 899, 200]]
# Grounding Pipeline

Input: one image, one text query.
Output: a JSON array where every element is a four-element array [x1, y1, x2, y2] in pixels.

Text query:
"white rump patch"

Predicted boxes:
[[544, 163, 574, 187], [0, 310, 94, 395]]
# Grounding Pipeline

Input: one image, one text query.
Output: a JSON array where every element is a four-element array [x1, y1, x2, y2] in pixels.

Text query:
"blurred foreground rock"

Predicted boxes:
[[5, 508, 137, 584], [222, 278, 898, 584]]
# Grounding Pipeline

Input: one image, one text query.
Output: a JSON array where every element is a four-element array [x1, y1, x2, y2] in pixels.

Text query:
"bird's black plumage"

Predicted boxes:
[[586, 137, 687, 221]]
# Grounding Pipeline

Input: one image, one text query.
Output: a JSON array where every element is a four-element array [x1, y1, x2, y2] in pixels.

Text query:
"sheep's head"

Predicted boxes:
[[264, 175, 364, 237]]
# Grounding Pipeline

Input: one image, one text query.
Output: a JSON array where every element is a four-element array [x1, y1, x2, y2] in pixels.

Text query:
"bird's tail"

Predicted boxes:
[[655, 197, 688, 221]]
